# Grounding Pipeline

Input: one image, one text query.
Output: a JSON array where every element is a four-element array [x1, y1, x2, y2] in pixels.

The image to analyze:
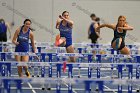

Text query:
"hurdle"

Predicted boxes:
[[1, 52, 140, 78], [0, 62, 140, 93], [0, 77, 138, 93], [0, 51, 140, 93], [1, 42, 139, 54]]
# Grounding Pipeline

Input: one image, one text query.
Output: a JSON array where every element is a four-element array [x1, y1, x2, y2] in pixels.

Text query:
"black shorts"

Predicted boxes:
[[89, 33, 99, 44], [111, 38, 125, 50], [0, 32, 7, 42]]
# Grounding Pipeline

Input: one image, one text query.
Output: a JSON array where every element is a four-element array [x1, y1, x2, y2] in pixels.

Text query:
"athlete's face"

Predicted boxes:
[[24, 21, 31, 29], [62, 12, 69, 19], [91, 17, 96, 21], [118, 17, 126, 26]]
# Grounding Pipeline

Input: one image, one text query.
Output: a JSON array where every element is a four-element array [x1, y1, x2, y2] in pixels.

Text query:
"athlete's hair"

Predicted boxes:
[[62, 11, 69, 16], [118, 15, 126, 21], [95, 17, 100, 26], [90, 13, 96, 18], [117, 15, 127, 25], [23, 19, 32, 24], [0, 19, 5, 24]]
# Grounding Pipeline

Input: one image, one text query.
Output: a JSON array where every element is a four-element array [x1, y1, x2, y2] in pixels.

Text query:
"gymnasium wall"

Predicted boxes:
[[0, 0, 140, 44]]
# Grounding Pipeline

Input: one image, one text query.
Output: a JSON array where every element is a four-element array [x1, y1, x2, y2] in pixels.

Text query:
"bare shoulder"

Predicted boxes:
[[110, 24, 116, 27], [110, 24, 116, 30], [56, 19, 62, 29], [5, 22, 9, 27], [15, 27, 21, 33], [30, 30, 34, 35]]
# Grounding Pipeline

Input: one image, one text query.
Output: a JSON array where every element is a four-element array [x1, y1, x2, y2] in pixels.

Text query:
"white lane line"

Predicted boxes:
[[103, 85, 116, 93], [62, 77, 77, 93], [63, 82, 77, 93], [27, 82, 37, 93]]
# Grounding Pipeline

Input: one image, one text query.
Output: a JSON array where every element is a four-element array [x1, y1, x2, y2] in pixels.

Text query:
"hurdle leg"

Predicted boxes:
[[40, 53, 47, 90], [78, 57, 82, 78], [1, 63, 6, 77], [97, 81, 104, 93], [127, 65, 133, 93], [7, 63, 11, 77], [0, 46, 2, 52], [37, 47, 41, 53], [111, 64, 115, 78], [96, 55, 101, 78], [36, 66, 40, 77], [68, 64, 73, 93], [3, 79, 10, 93], [117, 64, 123, 93], [78, 67, 81, 78], [15, 80, 22, 93], [46, 54, 55, 91], [84, 81, 91, 93], [1, 53, 6, 61], [56, 64, 62, 93], [31, 66, 35, 77], [0, 79, 2, 93], [135, 65, 140, 92], [136, 65, 139, 79], [88, 54, 93, 78], [48, 54, 53, 77], [41, 53, 46, 77], [41, 66, 46, 77], [47, 64, 52, 90]]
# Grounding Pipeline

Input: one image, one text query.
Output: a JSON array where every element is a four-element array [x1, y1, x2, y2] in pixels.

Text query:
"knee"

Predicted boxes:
[[17, 66, 22, 69], [127, 48, 130, 54], [114, 38, 122, 50], [119, 38, 122, 42], [23, 66, 28, 69], [70, 58, 75, 62]]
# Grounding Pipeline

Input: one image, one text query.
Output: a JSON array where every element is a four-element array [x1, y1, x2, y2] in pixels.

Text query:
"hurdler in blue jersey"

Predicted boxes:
[[12, 19, 36, 77], [59, 20, 72, 48], [88, 14, 100, 44], [0, 19, 11, 52], [56, 11, 75, 62], [15, 26, 30, 52], [0, 19, 8, 42]]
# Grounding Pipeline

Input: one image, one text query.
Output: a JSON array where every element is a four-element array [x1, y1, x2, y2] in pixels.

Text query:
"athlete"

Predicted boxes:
[[96, 15, 133, 57], [88, 14, 100, 44], [0, 19, 11, 52], [12, 19, 36, 77], [56, 11, 75, 62]]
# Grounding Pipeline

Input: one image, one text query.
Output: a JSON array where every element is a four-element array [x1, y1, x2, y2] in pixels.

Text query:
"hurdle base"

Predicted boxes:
[[42, 87, 45, 90], [103, 89, 138, 92], [136, 89, 139, 92], [78, 75, 81, 78], [95, 88, 98, 91], [37, 75, 40, 77], [47, 88, 51, 90]]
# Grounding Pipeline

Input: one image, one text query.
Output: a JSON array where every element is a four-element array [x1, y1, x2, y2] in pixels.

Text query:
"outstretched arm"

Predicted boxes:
[[97, 24, 115, 30], [118, 24, 133, 31]]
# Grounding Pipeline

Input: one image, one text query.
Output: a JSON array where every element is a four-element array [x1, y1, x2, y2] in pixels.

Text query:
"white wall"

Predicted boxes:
[[0, 0, 140, 44]]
